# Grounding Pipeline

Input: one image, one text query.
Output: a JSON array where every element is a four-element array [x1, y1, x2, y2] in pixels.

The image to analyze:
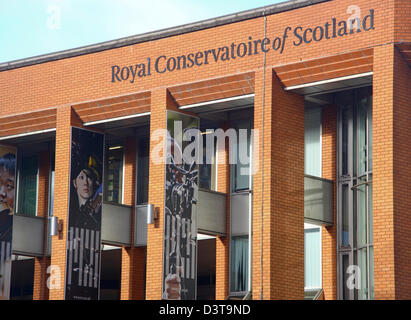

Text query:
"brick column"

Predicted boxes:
[[373, 44, 411, 299], [252, 69, 304, 300], [120, 136, 145, 300], [33, 151, 51, 300], [321, 105, 337, 300], [215, 122, 230, 300], [49, 106, 83, 300], [145, 88, 169, 300]]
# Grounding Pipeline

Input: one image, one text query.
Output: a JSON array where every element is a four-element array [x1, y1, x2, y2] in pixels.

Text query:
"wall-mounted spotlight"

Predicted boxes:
[[146, 204, 159, 225], [49, 216, 63, 238]]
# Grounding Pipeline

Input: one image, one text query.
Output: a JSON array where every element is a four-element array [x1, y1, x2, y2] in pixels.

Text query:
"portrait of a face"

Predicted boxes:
[[73, 169, 95, 207], [0, 153, 16, 214]]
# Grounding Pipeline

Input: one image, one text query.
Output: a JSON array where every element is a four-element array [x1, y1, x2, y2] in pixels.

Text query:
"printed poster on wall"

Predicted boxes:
[[0, 145, 16, 300], [163, 110, 199, 300], [65, 127, 104, 300]]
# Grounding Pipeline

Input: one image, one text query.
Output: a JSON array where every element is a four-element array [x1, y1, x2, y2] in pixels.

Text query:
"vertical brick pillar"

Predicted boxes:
[[49, 106, 83, 300], [120, 136, 145, 300], [391, 47, 411, 299], [252, 69, 304, 299], [145, 88, 168, 300], [373, 44, 411, 299], [33, 151, 51, 300], [321, 105, 337, 300], [373, 45, 395, 300], [215, 122, 230, 300]]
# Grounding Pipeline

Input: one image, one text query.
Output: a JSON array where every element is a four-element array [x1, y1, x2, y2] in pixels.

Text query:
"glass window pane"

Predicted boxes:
[[358, 100, 367, 175], [342, 184, 349, 246], [304, 228, 321, 289], [357, 248, 368, 300], [199, 134, 216, 191], [368, 175, 373, 244], [233, 120, 251, 192], [367, 99, 373, 172], [137, 140, 149, 205], [18, 156, 38, 216], [49, 170, 54, 216], [230, 237, 248, 292], [342, 255, 350, 300], [342, 107, 349, 176], [369, 246, 374, 299], [104, 147, 123, 204], [357, 177, 367, 248], [305, 107, 322, 177]]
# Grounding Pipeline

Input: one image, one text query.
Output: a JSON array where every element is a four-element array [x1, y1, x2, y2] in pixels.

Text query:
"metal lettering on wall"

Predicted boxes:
[[163, 111, 199, 300], [0, 145, 16, 300], [111, 9, 375, 83], [65, 127, 104, 300]]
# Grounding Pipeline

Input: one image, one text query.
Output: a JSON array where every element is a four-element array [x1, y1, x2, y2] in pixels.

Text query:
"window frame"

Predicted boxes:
[[304, 223, 322, 290], [16, 153, 39, 217]]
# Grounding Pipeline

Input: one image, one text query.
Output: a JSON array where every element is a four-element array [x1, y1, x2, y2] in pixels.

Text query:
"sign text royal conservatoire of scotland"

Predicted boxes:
[[111, 9, 374, 83]]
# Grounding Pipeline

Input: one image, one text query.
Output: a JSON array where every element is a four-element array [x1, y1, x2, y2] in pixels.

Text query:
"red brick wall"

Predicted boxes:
[[215, 122, 231, 300], [0, 0, 393, 118], [121, 136, 146, 300], [373, 43, 411, 300], [321, 104, 337, 300], [145, 89, 168, 300], [0, 0, 408, 301], [33, 151, 51, 300], [392, 47, 411, 299], [373, 45, 396, 300], [252, 69, 304, 300], [395, 0, 411, 42], [49, 107, 83, 300]]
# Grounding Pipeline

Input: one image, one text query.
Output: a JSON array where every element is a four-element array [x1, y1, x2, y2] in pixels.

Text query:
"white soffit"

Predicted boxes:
[[285, 72, 373, 96], [178, 94, 254, 114], [83, 112, 150, 130]]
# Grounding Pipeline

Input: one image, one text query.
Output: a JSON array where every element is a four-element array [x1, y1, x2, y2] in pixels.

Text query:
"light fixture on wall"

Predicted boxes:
[[49, 216, 63, 238], [146, 204, 159, 225], [146, 204, 155, 224]]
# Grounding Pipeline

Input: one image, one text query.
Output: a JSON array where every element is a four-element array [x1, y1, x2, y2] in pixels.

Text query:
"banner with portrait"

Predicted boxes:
[[65, 127, 104, 300], [163, 111, 199, 300], [0, 145, 16, 300]]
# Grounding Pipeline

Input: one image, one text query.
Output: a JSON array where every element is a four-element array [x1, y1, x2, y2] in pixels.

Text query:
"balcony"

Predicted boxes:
[[101, 202, 149, 247], [197, 189, 227, 236], [12, 214, 47, 257], [11, 191, 229, 256], [304, 175, 334, 226]]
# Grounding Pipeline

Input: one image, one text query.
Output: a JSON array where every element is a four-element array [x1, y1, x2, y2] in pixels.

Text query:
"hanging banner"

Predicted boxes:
[[65, 127, 104, 300], [0, 145, 16, 300], [163, 111, 199, 300]]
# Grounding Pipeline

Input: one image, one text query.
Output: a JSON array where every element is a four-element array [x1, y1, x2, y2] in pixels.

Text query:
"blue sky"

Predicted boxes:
[[0, 0, 286, 63]]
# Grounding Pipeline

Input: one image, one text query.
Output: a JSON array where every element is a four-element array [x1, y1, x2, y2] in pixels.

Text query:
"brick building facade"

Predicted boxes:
[[0, 0, 410, 300]]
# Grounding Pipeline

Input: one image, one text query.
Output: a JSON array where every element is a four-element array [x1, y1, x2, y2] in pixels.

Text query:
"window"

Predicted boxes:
[[337, 87, 374, 300], [49, 155, 55, 217], [199, 132, 217, 191], [230, 236, 248, 293], [104, 146, 123, 204], [137, 139, 149, 205], [232, 119, 252, 193], [305, 105, 322, 177], [18, 156, 38, 216], [304, 225, 322, 289]]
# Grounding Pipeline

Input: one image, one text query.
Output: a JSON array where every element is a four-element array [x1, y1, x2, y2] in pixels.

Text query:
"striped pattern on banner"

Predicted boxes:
[[0, 241, 11, 298], [164, 216, 196, 280], [67, 227, 100, 289]]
